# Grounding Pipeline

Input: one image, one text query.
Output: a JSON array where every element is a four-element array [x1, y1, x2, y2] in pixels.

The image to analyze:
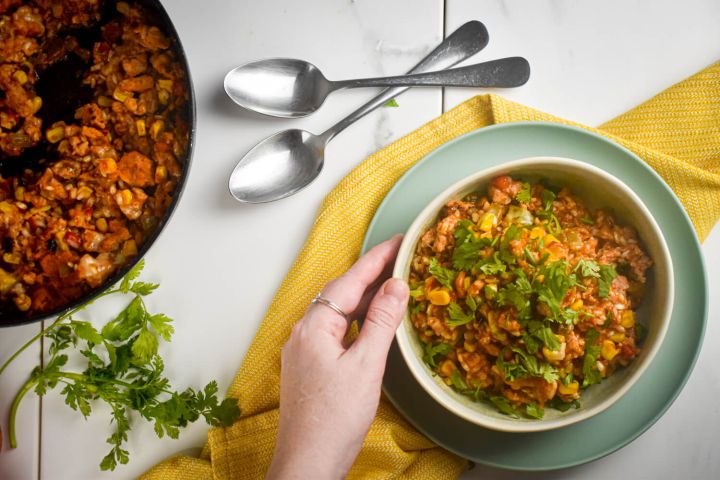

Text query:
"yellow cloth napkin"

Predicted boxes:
[[142, 62, 720, 480]]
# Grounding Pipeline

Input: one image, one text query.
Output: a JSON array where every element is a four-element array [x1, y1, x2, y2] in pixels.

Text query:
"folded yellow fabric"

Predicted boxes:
[[142, 62, 720, 480]]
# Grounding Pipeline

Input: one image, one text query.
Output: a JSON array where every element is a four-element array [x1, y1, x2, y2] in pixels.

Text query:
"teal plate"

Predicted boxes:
[[361, 122, 708, 471]]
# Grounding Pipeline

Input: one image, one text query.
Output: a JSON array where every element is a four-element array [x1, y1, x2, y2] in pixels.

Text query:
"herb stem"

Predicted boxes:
[[0, 288, 120, 377], [8, 377, 38, 449]]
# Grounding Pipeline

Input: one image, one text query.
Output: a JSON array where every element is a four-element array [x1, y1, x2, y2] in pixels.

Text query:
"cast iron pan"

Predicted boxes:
[[0, 0, 195, 327]]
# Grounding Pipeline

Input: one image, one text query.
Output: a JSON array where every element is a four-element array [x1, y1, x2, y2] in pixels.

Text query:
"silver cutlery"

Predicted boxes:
[[228, 21, 495, 203], [224, 56, 529, 118]]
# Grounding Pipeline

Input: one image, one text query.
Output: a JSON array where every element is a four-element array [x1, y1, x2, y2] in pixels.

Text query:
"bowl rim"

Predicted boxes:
[[393, 155, 675, 432]]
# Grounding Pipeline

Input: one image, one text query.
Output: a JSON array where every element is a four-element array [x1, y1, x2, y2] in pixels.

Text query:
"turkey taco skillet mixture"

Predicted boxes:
[[0, 1, 189, 316], [408, 175, 652, 419]]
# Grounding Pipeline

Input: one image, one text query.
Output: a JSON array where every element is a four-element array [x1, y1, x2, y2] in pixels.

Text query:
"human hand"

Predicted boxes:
[[266, 235, 409, 480]]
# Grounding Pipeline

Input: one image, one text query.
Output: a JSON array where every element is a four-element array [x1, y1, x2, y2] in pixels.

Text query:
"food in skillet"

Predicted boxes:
[[0, 1, 188, 315], [408, 175, 652, 418]]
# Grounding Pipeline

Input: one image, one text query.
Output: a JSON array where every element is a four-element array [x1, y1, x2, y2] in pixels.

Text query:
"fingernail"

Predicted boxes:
[[384, 278, 409, 302]]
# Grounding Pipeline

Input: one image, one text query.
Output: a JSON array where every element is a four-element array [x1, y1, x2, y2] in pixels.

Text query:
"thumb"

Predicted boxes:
[[351, 278, 409, 363]]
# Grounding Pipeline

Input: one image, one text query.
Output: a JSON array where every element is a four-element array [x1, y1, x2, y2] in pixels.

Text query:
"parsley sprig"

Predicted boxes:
[[0, 260, 241, 471]]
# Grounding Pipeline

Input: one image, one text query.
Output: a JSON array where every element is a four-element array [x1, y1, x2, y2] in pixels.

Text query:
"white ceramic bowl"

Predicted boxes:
[[393, 157, 674, 432]]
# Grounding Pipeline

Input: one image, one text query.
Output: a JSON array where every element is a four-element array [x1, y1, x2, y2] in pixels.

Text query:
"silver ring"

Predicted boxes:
[[311, 293, 350, 320]]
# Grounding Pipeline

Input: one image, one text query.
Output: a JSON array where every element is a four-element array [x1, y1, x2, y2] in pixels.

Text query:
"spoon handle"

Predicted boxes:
[[319, 20, 489, 143], [333, 57, 530, 89]]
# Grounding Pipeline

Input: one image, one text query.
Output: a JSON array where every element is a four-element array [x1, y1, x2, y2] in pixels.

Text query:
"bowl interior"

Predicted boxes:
[[394, 157, 673, 432]]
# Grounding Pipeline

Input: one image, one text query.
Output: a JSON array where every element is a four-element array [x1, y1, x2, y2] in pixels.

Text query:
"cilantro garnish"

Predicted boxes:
[[598, 264, 618, 298], [450, 370, 469, 390], [581, 215, 594, 225], [515, 182, 532, 204], [575, 259, 600, 278], [446, 302, 475, 327], [582, 328, 603, 387], [535, 261, 578, 324], [528, 320, 561, 351], [428, 258, 456, 289], [0, 260, 241, 471], [423, 342, 453, 368], [490, 396, 519, 418], [525, 402, 544, 419], [383, 98, 399, 107]]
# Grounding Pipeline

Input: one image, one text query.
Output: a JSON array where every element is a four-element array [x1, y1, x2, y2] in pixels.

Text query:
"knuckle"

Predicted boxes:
[[367, 302, 399, 330]]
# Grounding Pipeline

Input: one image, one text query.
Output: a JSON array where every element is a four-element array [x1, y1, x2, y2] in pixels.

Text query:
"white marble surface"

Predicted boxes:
[[0, 0, 719, 479]]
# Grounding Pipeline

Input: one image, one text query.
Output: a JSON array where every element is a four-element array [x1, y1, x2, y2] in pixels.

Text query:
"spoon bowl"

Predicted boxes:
[[224, 59, 333, 118], [229, 129, 326, 203]]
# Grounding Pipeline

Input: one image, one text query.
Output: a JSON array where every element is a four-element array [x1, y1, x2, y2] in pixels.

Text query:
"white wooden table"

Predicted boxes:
[[1, 1, 719, 478]]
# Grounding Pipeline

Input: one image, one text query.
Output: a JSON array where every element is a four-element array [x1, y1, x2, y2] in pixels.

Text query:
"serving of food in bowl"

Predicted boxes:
[[0, 0, 193, 326], [393, 157, 673, 432]]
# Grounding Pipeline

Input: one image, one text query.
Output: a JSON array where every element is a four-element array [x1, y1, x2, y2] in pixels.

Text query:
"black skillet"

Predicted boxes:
[[0, 0, 195, 327]]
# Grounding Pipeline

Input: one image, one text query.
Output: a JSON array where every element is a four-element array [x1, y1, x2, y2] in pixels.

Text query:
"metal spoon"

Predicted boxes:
[[224, 57, 529, 118], [229, 21, 492, 203]]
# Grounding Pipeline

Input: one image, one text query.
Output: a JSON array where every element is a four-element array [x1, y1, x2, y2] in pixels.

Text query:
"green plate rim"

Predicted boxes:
[[361, 121, 708, 471]]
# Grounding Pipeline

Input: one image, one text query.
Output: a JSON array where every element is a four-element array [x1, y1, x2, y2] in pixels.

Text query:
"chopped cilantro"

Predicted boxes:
[[581, 215, 594, 225], [547, 396, 581, 412], [450, 370, 468, 390], [428, 258, 456, 289], [490, 396, 519, 418], [383, 98, 399, 107], [575, 259, 600, 278], [528, 320, 561, 351], [598, 264, 618, 298], [535, 261, 578, 324], [465, 295, 479, 312], [446, 302, 475, 327], [635, 323, 647, 343], [582, 328, 602, 387], [515, 182, 532, 204], [409, 285, 425, 299], [422, 342, 453, 368], [525, 403, 544, 419]]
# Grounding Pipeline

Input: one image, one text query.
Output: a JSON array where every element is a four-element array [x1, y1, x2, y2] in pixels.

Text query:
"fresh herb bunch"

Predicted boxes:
[[0, 260, 240, 471]]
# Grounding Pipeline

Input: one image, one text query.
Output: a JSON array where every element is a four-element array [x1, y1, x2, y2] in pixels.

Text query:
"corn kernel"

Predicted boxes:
[[158, 88, 170, 105], [571, 299, 584, 311], [621, 311, 635, 329], [535, 274, 545, 283], [96, 217, 108, 233], [119, 189, 133, 205], [558, 381, 579, 395], [479, 212, 497, 232], [98, 95, 114, 107], [98, 158, 117, 175], [136, 119, 146, 136], [0, 268, 18, 294], [428, 288, 451, 306], [544, 234, 559, 245], [122, 239, 138, 256], [14, 186, 25, 201], [439, 359, 456, 377], [150, 119, 164, 140], [31, 96, 42, 114], [463, 341, 477, 353], [543, 343, 566, 362], [158, 79, 173, 91], [46, 126, 65, 144], [609, 331, 626, 342], [13, 70, 28, 85], [601, 340, 619, 361], [3, 253, 21, 264], [15, 293, 31, 312], [154, 165, 168, 183], [112, 88, 130, 102], [530, 227, 546, 239], [76, 186, 93, 200]]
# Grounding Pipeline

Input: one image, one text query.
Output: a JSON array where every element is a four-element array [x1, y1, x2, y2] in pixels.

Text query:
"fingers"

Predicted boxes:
[[309, 235, 403, 321], [349, 278, 409, 364]]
